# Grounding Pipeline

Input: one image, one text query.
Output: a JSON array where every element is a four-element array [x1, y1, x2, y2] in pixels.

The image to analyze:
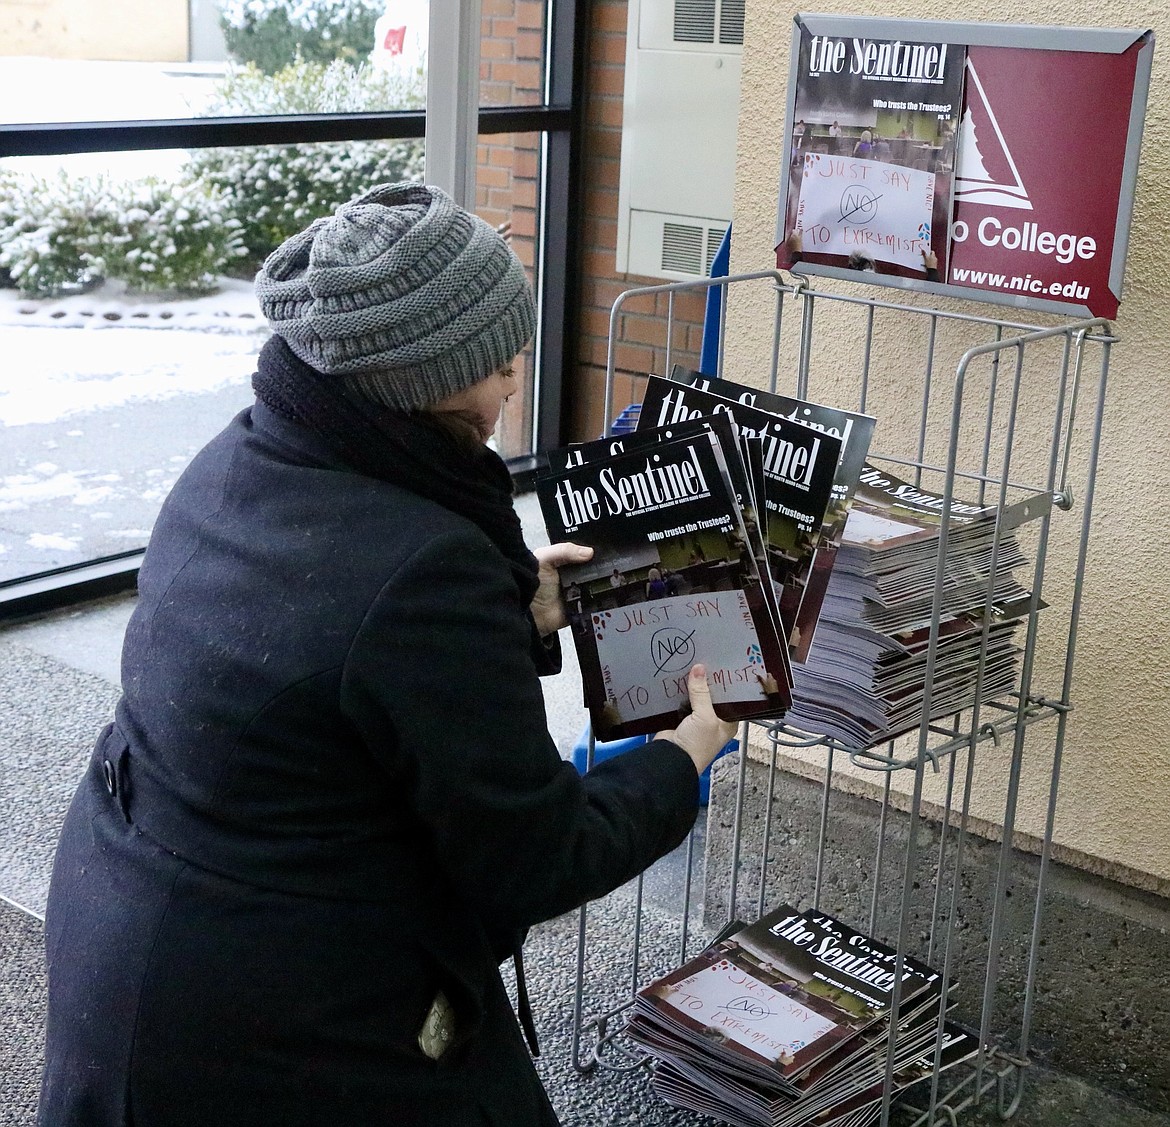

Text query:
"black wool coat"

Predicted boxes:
[[39, 401, 700, 1127]]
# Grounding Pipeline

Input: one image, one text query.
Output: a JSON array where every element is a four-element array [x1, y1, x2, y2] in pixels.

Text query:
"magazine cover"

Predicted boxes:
[[638, 375, 841, 648], [668, 366, 876, 662], [776, 18, 966, 281], [631, 903, 940, 1091], [537, 428, 790, 740], [845, 463, 1050, 552], [550, 413, 792, 693]]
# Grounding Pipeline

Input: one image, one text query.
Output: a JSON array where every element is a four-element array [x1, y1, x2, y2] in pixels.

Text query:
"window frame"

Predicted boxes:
[[0, 0, 584, 616]]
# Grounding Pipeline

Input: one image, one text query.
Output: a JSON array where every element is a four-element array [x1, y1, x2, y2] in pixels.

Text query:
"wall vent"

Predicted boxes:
[[673, 0, 716, 43], [661, 222, 705, 275], [718, 0, 744, 45], [704, 226, 723, 273], [661, 222, 728, 276]]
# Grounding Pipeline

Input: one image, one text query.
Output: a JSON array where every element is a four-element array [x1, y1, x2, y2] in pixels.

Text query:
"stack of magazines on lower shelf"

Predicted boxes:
[[783, 465, 1048, 748], [626, 905, 981, 1127]]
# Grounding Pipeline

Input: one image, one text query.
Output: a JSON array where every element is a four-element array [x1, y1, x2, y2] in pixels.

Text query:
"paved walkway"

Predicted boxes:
[[1, 497, 1167, 1126]]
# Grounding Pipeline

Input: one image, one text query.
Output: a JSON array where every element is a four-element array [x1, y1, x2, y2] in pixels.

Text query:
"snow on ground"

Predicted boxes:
[[0, 57, 225, 126], [0, 278, 266, 424], [0, 278, 268, 581], [0, 324, 264, 426]]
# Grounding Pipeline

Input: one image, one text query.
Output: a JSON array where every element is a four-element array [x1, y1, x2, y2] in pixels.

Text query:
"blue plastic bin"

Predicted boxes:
[[571, 728, 737, 806]]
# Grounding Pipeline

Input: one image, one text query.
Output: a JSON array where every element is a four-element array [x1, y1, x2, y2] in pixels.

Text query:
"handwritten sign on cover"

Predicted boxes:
[[795, 152, 934, 271], [664, 958, 837, 1063], [593, 592, 768, 727]]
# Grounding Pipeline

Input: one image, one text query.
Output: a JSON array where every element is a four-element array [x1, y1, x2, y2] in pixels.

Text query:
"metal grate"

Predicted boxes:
[[704, 227, 725, 275], [718, 0, 745, 45], [661, 222, 705, 275], [673, 0, 716, 44], [581, 268, 1118, 1127]]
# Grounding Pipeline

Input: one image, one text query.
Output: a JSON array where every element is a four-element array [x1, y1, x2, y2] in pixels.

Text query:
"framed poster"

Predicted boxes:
[[774, 15, 1154, 320]]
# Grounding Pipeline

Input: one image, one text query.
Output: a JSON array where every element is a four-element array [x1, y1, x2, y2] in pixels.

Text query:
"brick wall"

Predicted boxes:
[[474, 0, 710, 453], [570, 0, 707, 442], [477, 0, 543, 459]]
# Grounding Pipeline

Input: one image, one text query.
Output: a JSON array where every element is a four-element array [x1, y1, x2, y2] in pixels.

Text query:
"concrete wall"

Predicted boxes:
[[703, 757, 1170, 1112], [0, 0, 188, 61], [724, 0, 1170, 892]]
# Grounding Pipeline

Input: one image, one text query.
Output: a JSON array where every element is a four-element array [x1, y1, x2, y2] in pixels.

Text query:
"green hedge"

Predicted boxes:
[[187, 56, 424, 271], [219, 0, 385, 74], [0, 173, 247, 298]]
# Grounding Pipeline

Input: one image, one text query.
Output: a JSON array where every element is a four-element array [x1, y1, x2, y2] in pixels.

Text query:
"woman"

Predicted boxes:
[[38, 183, 735, 1126]]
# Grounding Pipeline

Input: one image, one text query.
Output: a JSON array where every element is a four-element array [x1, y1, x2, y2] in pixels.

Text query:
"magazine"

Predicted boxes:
[[648, 1019, 978, 1127], [628, 904, 941, 1097], [637, 375, 842, 652], [775, 19, 966, 282], [548, 413, 792, 694], [784, 463, 1047, 748], [625, 904, 977, 1127], [537, 425, 790, 740], [668, 366, 876, 662]]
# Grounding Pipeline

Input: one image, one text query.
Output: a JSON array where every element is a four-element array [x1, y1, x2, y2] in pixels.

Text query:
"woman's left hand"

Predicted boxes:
[[531, 542, 593, 635]]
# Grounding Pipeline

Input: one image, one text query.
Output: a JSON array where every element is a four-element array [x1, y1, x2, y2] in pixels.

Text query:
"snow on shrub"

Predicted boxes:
[[219, 0, 386, 73], [102, 180, 249, 295], [0, 172, 111, 297], [187, 55, 423, 270], [0, 171, 247, 297], [201, 52, 422, 115], [0, 48, 422, 296]]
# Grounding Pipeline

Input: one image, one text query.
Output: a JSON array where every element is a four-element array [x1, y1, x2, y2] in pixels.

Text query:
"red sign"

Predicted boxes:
[[947, 44, 1143, 319], [775, 18, 1154, 320], [382, 25, 407, 55]]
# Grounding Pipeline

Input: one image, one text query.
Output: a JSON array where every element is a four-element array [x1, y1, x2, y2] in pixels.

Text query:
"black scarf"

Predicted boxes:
[[252, 335, 540, 606]]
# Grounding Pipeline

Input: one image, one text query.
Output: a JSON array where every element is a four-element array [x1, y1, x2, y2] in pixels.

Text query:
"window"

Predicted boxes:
[[0, 0, 580, 607]]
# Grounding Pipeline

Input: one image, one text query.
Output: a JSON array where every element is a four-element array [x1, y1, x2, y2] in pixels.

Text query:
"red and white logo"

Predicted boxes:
[[946, 41, 1146, 319], [953, 59, 1031, 212], [382, 25, 407, 55]]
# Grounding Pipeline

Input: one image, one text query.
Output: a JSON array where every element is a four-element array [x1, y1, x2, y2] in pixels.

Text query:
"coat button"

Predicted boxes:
[[102, 758, 117, 797]]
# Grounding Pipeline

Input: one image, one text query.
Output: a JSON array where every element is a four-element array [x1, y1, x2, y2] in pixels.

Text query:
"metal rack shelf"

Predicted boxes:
[[570, 269, 1116, 1126]]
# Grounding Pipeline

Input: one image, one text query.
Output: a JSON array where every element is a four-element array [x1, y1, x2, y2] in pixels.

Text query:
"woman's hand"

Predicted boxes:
[[530, 542, 593, 636], [655, 665, 739, 776]]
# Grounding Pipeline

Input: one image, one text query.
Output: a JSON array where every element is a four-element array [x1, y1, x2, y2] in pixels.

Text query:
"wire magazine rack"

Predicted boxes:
[[569, 268, 1116, 1127]]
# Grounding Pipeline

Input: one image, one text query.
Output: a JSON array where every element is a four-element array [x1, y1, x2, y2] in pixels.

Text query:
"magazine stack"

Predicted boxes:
[[784, 463, 1046, 749], [537, 372, 873, 741], [625, 905, 980, 1127], [664, 367, 876, 664], [636, 374, 844, 657], [537, 411, 794, 741]]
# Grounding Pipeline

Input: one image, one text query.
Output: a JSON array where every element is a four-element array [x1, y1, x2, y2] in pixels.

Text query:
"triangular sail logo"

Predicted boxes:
[[954, 58, 1032, 211]]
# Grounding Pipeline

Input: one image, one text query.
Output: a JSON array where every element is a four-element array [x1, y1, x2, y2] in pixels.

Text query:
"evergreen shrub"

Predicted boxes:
[[0, 172, 247, 298], [218, 0, 385, 73], [103, 180, 249, 295], [187, 56, 424, 270], [0, 173, 113, 297]]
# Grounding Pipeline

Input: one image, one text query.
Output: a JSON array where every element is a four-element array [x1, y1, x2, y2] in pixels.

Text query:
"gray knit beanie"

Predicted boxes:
[[254, 182, 536, 412]]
